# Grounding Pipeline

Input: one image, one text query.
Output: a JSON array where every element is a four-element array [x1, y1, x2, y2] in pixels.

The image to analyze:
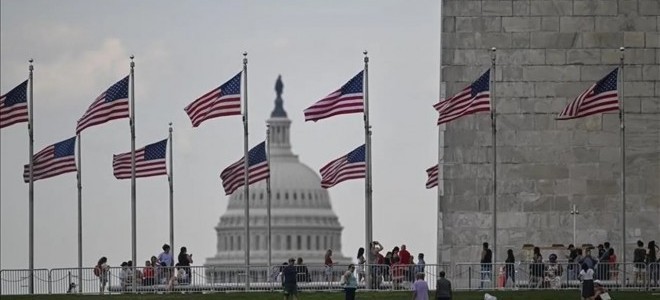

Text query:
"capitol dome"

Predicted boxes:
[[206, 75, 350, 273]]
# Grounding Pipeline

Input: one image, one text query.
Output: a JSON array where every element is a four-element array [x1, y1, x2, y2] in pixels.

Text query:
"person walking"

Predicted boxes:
[[341, 264, 358, 300], [435, 271, 452, 300], [504, 249, 516, 288], [411, 272, 429, 300], [282, 258, 299, 300], [578, 264, 595, 300], [480, 242, 493, 289]]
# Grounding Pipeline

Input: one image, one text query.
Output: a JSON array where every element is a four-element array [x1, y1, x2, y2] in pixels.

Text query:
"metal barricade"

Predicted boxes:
[[0, 269, 50, 295]]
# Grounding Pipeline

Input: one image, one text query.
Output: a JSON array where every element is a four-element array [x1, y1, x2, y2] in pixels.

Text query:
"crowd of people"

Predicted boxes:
[[94, 243, 193, 294]]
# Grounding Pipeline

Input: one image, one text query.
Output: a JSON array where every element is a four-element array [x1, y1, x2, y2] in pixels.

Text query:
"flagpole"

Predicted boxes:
[[168, 123, 174, 257], [266, 125, 272, 284], [242, 52, 251, 291], [619, 47, 626, 287], [28, 58, 35, 295], [129, 55, 137, 293], [77, 134, 83, 293], [437, 0, 444, 266], [363, 51, 373, 289], [490, 47, 497, 267]]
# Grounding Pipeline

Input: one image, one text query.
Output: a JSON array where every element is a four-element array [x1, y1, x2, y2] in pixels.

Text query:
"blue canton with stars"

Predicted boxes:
[[219, 72, 242, 96], [247, 142, 267, 166], [593, 68, 618, 95], [470, 70, 490, 98], [144, 139, 167, 160], [339, 71, 364, 94], [104, 76, 129, 103], [54, 137, 77, 158], [3, 80, 28, 107], [346, 144, 365, 163]]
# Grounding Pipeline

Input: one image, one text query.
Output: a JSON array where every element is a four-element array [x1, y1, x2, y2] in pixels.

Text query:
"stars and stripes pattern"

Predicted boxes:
[[304, 71, 364, 122], [112, 139, 168, 179], [220, 141, 269, 195], [320, 144, 366, 189], [77, 76, 130, 133], [1, 80, 29, 129], [434, 69, 491, 125], [23, 137, 77, 182], [557, 68, 619, 120], [184, 72, 242, 127], [425, 165, 439, 189]]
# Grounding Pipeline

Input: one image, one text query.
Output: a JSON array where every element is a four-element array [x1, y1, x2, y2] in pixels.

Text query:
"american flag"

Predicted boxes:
[[184, 72, 242, 127], [113, 139, 168, 179], [425, 165, 439, 189], [320, 144, 366, 189], [1, 80, 28, 129], [220, 141, 269, 195], [304, 71, 364, 122], [557, 68, 619, 120], [77, 76, 129, 133], [23, 137, 77, 182], [434, 70, 491, 125]]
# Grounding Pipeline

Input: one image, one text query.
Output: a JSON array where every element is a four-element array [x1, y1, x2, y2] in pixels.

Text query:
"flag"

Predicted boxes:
[[23, 137, 77, 182], [220, 141, 269, 195], [434, 69, 490, 125], [304, 71, 364, 122], [1, 80, 28, 129], [76, 76, 129, 133], [113, 139, 168, 179], [320, 144, 366, 188], [184, 72, 242, 127], [557, 68, 619, 120], [426, 165, 439, 189]]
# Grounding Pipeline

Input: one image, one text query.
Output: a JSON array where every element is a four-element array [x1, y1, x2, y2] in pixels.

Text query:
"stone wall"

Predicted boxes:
[[440, 0, 659, 263]]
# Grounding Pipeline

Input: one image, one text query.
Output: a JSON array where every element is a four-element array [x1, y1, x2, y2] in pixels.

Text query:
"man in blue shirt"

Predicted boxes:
[[282, 258, 298, 300]]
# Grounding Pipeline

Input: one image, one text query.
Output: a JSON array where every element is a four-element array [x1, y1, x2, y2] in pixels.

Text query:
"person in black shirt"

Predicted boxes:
[[480, 242, 492, 289], [504, 249, 515, 287], [282, 258, 299, 300], [177, 246, 193, 282], [633, 240, 646, 286]]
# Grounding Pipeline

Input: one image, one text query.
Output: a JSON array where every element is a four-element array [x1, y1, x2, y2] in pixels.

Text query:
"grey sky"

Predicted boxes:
[[1, 0, 440, 269]]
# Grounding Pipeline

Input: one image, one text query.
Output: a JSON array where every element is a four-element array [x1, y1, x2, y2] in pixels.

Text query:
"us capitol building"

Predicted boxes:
[[205, 76, 351, 281]]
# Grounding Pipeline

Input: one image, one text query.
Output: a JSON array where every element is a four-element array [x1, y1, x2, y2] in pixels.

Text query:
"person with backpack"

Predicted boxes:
[[94, 257, 109, 294]]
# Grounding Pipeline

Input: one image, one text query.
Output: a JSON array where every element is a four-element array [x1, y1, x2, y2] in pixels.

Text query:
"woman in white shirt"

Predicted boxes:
[[578, 263, 595, 300]]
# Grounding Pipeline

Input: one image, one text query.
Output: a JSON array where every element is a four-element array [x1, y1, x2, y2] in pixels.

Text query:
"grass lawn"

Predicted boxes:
[[3, 290, 660, 300]]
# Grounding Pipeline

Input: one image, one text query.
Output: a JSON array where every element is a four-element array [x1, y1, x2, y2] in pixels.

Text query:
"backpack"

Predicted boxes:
[[94, 265, 102, 277]]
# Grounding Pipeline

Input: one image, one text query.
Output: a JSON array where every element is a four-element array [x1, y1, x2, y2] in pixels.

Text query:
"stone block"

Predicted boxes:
[[641, 98, 660, 113], [443, 16, 456, 33], [586, 179, 620, 195], [618, 0, 638, 16], [596, 16, 657, 32], [496, 82, 536, 98], [511, 32, 531, 48], [599, 147, 620, 163], [530, 32, 580, 48], [580, 65, 617, 81], [502, 17, 542, 32], [567, 49, 601, 65], [627, 49, 657, 64], [533, 114, 558, 130], [496, 49, 546, 65], [442, 49, 455, 65], [453, 49, 493, 65], [639, 0, 660, 16], [513, 0, 531, 16], [573, 0, 618, 16], [498, 113, 529, 130], [642, 65, 660, 81], [534, 82, 584, 98], [657, 82, 660, 96], [601, 113, 620, 132], [501, 66, 524, 81], [545, 49, 566, 64], [456, 17, 502, 32], [601, 49, 623, 64], [476, 32, 513, 48], [530, 0, 573, 16], [647, 33, 660, 48], [520, 97, 568, 113], [483, 0, 513, 16], [624, 32, 646, 48], [624, 82, 655, 97], [623, 97, 642, 113], [523, 65, 581, 81], [541, 17, 560, 31], [587, 131, 620, 146], [454, 32, 478, 48], [560, 16, 595, 32], [444, 0, 482, 16], [581, 32, 624, 49]]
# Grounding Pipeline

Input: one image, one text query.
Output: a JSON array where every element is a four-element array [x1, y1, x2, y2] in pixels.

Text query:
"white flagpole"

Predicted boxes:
[[363, 51, 373, 289], [242, 52, 251, 291], [129, 55, 137, 293], [77, 133, 83, 293], [266, 125, 272, 284], [168, 123, 174, 256], [490, 48, 498, 267], [619, 47, 626, 287], [28, 59, 35, 295], [437, 0, 444, 266]]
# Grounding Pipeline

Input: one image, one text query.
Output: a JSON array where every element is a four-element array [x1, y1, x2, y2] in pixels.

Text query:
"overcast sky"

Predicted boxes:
[[1, 0, 441, 269]]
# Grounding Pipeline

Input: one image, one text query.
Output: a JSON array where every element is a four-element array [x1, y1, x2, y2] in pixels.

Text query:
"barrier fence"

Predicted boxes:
[[1, 262, 658, 295]]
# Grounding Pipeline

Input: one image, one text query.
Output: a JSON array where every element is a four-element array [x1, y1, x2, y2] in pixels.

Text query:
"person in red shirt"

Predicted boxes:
[[398, 244, 413, 282], [143, 260, 155, 286]]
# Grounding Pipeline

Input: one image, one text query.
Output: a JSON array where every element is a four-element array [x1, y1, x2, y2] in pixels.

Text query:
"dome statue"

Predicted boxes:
[[205, 75, 351, 282]]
